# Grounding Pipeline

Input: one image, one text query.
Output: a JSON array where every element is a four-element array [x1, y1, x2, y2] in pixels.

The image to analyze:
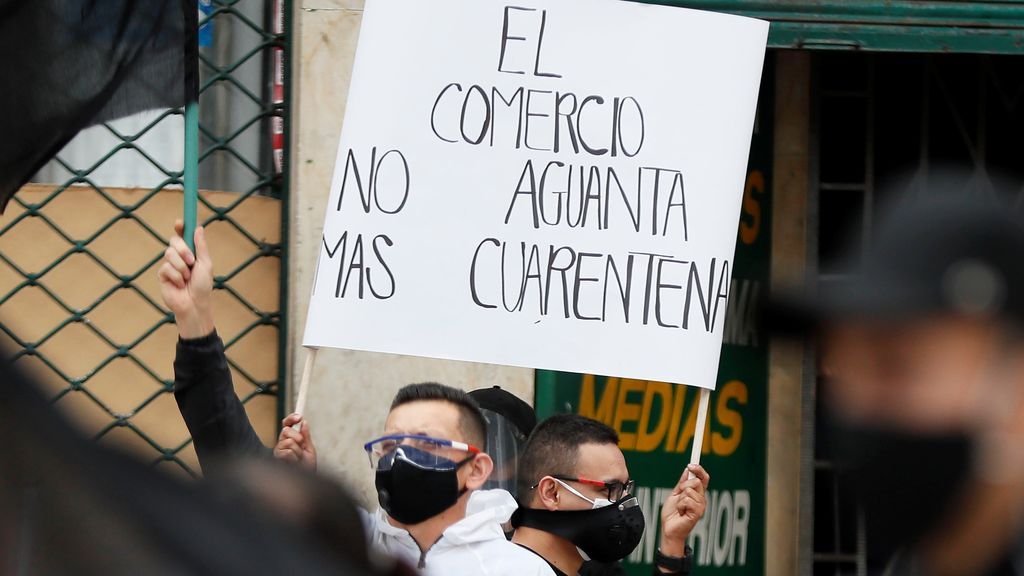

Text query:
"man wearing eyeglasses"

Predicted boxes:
[[511, 414, 709, 576], [159, 223, 556, 575]]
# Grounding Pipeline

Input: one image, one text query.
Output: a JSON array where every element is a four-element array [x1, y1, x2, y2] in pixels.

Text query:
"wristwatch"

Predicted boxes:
[[654, 546, 693, 574]]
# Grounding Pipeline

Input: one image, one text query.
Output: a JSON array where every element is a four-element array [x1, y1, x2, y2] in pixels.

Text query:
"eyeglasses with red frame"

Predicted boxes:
[[532, 475, 635, 501]]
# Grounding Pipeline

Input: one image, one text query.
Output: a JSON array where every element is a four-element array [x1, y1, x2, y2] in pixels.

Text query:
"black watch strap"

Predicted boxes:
[[654, 546, 692, 574]]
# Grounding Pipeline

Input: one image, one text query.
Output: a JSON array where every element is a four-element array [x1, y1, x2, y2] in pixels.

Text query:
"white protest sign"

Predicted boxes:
[[303, 0, 768, 389]]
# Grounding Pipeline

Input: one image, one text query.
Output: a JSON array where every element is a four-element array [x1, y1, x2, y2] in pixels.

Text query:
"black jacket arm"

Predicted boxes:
[[173, 331, 270, 471]]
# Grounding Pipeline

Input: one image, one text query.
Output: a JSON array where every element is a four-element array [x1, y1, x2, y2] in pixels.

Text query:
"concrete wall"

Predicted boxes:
[[287, 0, 534, 506], [766, 51, 812, 576]]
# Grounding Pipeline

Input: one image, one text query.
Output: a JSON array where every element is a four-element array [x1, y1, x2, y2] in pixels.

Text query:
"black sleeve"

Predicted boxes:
[[174, 331, 271, 472]]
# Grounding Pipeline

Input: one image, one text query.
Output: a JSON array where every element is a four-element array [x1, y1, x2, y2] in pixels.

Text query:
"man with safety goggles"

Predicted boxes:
[[346, 383, 555, 574], [511, 414, 709, 576], [281, 385, 566, 574], [159, 223, 556, 575]]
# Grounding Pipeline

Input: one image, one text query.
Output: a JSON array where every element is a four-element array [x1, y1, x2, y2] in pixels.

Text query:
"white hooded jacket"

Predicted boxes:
[[361, 489, 555, 575]]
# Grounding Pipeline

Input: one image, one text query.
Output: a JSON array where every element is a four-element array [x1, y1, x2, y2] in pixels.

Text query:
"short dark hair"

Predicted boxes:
[[390, 383, 487, 450], [517, 414, 619, 500]]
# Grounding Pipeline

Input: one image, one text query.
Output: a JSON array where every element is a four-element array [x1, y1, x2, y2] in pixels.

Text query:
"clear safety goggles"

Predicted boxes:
[[364, 434, 480, 471]]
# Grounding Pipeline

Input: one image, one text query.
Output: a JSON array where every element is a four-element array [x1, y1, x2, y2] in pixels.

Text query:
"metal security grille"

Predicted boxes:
[[0, 1, 289, 478]]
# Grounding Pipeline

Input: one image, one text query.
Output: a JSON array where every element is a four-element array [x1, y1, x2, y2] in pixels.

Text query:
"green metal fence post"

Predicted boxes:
[[183, 101, 199, 252]]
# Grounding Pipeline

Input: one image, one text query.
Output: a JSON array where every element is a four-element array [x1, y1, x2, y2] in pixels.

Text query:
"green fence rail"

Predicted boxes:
[[659, 0, 1024, 54], [0, 0, 289, 478]]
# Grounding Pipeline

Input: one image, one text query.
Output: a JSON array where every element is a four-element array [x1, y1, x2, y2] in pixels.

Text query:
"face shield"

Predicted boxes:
[[479, 408, 527, 497]]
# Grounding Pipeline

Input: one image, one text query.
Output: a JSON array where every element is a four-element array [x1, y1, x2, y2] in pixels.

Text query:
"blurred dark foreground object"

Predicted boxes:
[[0, 0, 199, 212], [768, 188, 1024, 575], [768, 192, 1024, 334], [0, 354, 414, 576]]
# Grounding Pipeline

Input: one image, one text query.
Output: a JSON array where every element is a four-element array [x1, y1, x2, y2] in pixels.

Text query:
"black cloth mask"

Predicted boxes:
[[511, 495, 646, 563], [829, 419, 974, 562], [375, 446, 472, 525]]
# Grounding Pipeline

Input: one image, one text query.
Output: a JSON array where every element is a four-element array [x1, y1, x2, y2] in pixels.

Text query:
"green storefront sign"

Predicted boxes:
[[534, 61, 773, 575]]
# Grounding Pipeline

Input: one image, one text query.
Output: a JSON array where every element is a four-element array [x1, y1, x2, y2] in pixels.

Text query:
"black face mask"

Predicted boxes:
[[375, 446, 472, 525], [829, 419, 974, 560], [511, 495, 646, 563]]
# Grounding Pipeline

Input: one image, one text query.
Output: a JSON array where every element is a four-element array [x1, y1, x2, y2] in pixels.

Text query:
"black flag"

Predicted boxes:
[[0, 0, 199, 212]]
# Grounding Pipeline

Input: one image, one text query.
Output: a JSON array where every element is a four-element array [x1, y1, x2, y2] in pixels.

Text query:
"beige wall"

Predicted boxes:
[[287, 0, 534, 506], [766, 51, 811, 576]]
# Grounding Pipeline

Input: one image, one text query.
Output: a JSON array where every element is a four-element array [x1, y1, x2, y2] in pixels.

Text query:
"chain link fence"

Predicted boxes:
[[0, 0, 289, 478]]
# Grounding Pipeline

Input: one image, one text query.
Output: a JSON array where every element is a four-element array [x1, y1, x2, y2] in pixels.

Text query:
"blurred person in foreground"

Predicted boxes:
[[158, 222, 554, 574], [776, 192, 1024, 575], [0, 347, 409, 575]]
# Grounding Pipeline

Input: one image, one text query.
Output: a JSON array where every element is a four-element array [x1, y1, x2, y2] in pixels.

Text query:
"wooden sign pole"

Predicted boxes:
[[292, 346, 319, 430], [689, 387, 711, 466]]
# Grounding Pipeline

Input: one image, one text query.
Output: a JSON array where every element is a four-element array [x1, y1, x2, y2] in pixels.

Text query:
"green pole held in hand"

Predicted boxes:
[[183, 100, 199, 252]]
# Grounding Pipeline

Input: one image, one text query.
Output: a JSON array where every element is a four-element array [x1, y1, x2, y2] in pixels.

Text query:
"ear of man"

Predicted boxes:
[[534, 476, 562, 510], [462, 452, 495, 490]]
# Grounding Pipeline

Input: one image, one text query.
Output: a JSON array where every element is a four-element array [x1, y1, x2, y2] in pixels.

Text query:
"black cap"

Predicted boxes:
[[773, 194, 1024, 329], [468, 386, 537, 439]]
